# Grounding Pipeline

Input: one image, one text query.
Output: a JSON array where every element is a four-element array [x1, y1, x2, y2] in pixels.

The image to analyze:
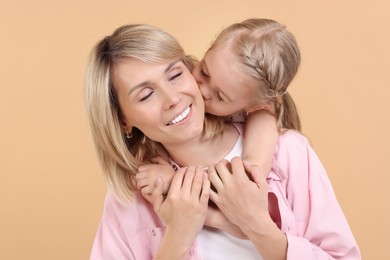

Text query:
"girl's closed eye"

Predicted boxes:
[[200, 68, 209, 78], [216, 92, 224, 101]]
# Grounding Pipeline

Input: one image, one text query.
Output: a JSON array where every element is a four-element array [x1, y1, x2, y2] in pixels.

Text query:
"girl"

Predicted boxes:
[[137, 18, 300, 203]]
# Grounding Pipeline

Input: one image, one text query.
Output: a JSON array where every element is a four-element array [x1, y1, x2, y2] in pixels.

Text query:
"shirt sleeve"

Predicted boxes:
[[278, 132, 361, 260], [90, 194, 135, 260]]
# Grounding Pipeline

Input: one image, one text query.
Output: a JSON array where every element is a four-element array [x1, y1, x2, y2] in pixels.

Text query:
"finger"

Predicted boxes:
[[182, 166, 196, 195], [219, 159, 232, 172], [215, 160, 233, 184], [151, 156, 170, 165], [231, 157, 250, 181], [141, 185, 152, 195], [135, 172, 145, 181], [243, 162, 266, 188], [208, 165, 223, 192], [136, 178, 150, 189], [208, 188, 219, 207], [151, 178, 164, 212], [190, 167, 204, 197], [138, 164, 152, 173], [199, 172, 210, 205], [167, 167, 186, 195], [218, 159, 230, 166]]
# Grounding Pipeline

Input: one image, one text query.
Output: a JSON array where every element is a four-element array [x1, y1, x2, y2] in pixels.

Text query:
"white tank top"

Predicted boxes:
[[198, 124, 263, 259]]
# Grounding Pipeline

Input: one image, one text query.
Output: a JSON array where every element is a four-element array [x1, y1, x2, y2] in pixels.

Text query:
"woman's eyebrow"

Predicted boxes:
[[128, 60, 181, 96], [128, 81, 150, 96], [165, 60, 180, 73]]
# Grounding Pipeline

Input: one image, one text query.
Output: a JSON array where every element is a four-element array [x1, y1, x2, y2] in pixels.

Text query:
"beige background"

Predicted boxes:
[[0, 0, 389, 259]]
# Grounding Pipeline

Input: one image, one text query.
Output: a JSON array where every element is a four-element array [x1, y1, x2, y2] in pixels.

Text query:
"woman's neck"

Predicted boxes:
[[164, 124, 239, 168]]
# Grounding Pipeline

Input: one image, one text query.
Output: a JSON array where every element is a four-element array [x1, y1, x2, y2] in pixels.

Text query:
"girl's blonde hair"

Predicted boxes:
[[84, 24, 223, 202], [210, 18, 301, 131]]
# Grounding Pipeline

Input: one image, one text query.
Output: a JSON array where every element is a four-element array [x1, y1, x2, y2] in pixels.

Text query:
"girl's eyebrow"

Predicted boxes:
[[202, 60, 210, 75], [219, 90, 233, 102], [128, 60, 180, 96]]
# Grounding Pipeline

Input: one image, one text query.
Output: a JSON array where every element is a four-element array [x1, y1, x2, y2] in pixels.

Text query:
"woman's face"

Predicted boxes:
[[192, 46, 257, 116], [112, 58, 205, 146]]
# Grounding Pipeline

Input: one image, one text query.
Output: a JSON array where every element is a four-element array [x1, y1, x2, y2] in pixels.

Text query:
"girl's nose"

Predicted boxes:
[[199, 84, 212, 100]]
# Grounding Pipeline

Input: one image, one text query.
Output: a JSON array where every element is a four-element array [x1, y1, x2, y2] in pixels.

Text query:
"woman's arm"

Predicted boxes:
[[278, 133, 361, 259], [91, 166, 209, 260], [208, 157, 287, 260], [243, 110, 278, 179], [153, 166, 210, 260]]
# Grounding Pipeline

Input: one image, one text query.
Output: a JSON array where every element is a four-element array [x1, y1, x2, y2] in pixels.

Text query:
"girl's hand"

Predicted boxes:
[[137, 156, 175, 203], [208, 157, 272, 232], [152, 166, 210, 246]]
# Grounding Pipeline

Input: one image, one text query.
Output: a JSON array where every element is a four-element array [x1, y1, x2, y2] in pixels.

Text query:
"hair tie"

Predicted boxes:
[[271, 89, 287, 104]]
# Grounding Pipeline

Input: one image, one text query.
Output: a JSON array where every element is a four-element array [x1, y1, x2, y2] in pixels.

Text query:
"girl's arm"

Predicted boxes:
[[136, 157, 175, 204], [243, 110, 278, 179]]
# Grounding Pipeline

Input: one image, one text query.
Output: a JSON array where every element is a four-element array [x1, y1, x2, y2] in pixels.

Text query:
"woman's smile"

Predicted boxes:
[[167, 105, 191, 126]]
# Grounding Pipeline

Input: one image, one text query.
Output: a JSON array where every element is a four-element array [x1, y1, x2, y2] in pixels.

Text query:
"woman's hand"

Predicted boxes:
[[208, 157, 272, 232], [152, 166, 210, 247], [208, 157, 287, 259]]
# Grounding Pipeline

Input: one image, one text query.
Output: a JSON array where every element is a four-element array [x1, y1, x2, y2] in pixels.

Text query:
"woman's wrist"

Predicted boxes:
[[241, 217, 287, 260], [156, 227, 193, 260], [239, 212, 275, 236]]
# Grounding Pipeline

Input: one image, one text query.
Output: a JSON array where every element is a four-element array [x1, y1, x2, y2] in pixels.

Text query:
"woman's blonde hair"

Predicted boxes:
[[210, 18, 301, 131], [84, 24, 223, 202]]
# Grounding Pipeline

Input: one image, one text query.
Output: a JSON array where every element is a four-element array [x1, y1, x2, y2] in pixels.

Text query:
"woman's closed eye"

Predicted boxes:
[[139, 88, 154, 102], [170, 71, 183, 81]]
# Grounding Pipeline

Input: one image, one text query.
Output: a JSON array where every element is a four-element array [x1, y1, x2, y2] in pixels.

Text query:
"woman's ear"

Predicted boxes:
[[121, 120, 132, 134]]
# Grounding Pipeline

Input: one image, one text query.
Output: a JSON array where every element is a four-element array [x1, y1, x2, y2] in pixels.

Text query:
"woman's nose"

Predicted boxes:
[[162, 88, 180, 110]]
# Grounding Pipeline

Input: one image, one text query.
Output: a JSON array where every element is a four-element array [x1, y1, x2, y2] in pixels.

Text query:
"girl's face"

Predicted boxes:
[[193, 46, 257, 116], [112, 58, 205, 146]]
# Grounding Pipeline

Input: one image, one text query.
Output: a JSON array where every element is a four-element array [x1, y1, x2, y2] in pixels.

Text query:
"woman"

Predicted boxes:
[[85, 23, 360, 259], [86, 23, 264, 259]]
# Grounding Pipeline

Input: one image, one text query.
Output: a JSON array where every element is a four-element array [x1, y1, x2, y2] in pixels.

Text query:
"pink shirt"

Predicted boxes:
[[90, 126, 361, 259]]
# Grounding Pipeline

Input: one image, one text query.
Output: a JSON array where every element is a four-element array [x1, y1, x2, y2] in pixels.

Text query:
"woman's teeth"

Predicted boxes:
[[168, 107, 190, 125]]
